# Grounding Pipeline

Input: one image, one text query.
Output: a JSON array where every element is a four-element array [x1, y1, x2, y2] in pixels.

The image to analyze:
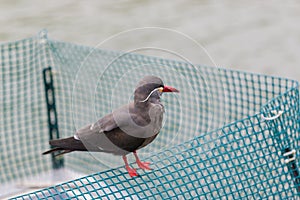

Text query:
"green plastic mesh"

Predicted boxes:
[[1, 30, 299, 199], [0, 31, 52, 182]]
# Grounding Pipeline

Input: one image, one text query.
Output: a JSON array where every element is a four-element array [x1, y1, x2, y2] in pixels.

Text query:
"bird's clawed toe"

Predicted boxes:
[[126, 166, 139, 177], [137, 161, 151, 170]]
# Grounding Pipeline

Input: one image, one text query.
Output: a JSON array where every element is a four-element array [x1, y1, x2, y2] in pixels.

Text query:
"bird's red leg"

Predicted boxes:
[[133, 151, 151, 170], [122, 155, 138, 177]]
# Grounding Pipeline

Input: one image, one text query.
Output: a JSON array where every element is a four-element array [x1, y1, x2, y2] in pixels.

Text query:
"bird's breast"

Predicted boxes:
[[149, 103, 164, 134]]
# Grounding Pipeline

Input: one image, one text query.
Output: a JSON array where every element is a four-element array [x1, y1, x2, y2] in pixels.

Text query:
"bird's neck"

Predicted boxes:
[[134, 98, 161, 109], [134, 101, 151, 110]]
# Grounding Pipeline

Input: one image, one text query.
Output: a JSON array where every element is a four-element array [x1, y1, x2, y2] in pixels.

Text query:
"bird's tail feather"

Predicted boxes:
[[42, 136, 87, 156], [42, 147, 64, 155], [42, 147, 74, 156], [49, 137, 87, 151]]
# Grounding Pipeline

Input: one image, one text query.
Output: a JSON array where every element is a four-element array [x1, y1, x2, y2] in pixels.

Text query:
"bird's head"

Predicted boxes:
[[134, 76, 179, 105]]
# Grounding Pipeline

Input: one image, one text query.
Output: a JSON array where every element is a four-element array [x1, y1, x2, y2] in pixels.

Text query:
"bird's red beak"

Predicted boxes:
[[162, 85, 179, 93]]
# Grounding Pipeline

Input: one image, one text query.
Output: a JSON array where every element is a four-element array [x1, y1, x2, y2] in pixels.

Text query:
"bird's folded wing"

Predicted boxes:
[[73, 104, 144, 152], [74, 104, 127, 135]]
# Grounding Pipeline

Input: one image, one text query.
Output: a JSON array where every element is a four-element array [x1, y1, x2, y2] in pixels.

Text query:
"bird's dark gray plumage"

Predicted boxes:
[[43, 75, 179, 177]]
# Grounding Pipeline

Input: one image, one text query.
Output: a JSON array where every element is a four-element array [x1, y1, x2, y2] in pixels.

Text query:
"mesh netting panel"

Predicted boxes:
[[1, 31, 299, 199], [0, 31, 52, 183]]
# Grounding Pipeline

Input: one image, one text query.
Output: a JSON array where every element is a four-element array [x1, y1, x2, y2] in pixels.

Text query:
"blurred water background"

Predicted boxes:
[[0, 0, 299, 80]]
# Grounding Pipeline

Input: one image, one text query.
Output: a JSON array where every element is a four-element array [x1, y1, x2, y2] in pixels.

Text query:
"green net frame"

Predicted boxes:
[[1, 31, 299, 199]]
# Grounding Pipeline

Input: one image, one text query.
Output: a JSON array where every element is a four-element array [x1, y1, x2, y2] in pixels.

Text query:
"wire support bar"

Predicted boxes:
[[43, 66, 64, 169]]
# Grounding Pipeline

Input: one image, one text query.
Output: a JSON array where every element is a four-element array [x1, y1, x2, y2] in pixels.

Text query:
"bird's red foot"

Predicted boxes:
[[136, 160, 151, 170], [126, 166, 138, 177], [123, 155, 139, 177]]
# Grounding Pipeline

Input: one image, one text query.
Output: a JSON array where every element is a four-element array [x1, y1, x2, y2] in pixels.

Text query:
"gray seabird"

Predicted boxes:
[[43, 76, 179, 177]]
